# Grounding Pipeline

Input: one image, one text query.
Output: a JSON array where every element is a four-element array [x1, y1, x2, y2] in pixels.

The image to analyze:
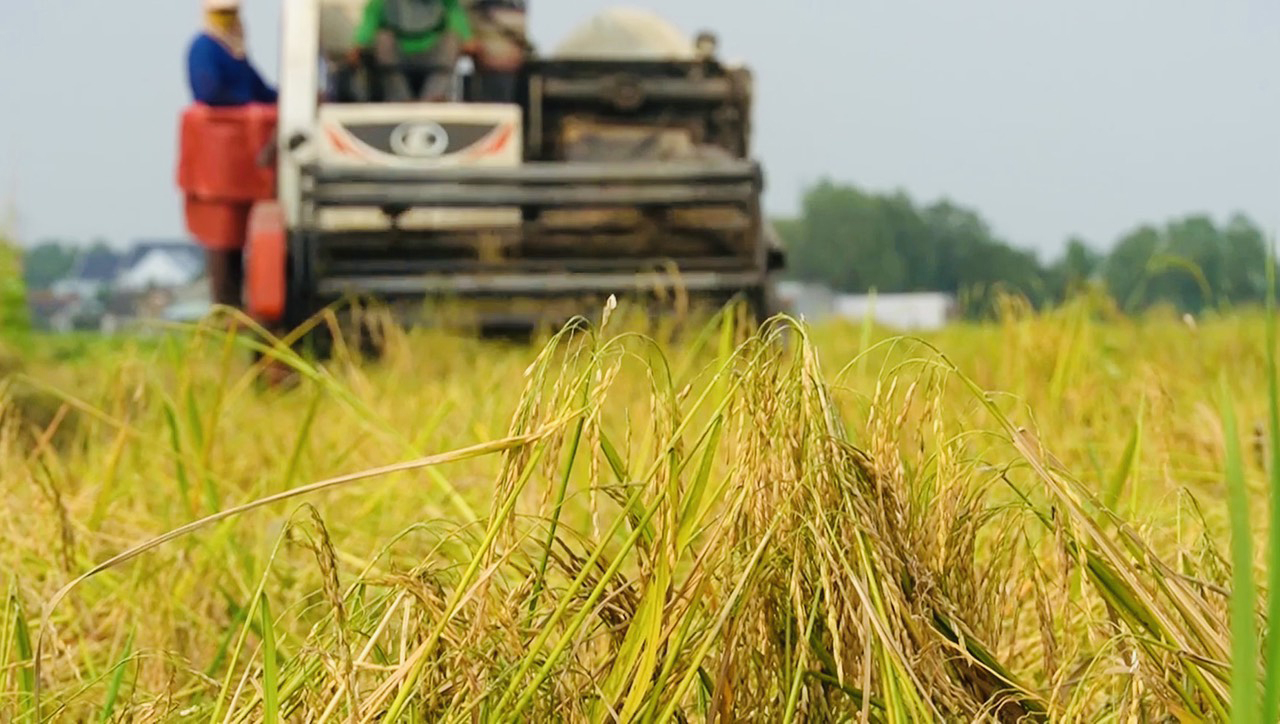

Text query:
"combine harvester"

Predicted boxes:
[[178, 3, 786, 342]]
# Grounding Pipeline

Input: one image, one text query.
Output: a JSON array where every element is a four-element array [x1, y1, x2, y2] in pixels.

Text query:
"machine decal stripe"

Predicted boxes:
[[325, 126, 370, 160], [466, 123, 515, 159]]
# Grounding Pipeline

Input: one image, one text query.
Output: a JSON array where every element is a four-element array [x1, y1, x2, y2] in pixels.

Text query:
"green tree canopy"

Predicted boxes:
[[777, 179, 1274, 318], [22, 240, 78, 291]]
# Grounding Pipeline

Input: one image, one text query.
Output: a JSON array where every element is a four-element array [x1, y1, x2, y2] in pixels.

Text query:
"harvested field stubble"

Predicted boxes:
[[0, 295, 1273, 721]]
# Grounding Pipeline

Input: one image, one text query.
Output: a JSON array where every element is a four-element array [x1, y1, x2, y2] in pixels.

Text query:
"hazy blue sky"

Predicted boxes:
[[1, 1, 1276, 257]]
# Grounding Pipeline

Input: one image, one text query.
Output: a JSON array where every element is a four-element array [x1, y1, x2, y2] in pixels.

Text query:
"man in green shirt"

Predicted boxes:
[[352, 0, 474, 102]]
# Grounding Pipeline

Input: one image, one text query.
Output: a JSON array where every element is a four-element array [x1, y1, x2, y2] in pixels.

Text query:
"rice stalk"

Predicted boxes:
[[7, 297, 1273, 721]]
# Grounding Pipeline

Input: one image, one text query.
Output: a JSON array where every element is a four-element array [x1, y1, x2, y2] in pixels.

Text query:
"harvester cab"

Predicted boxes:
[[178, 2, 786, 336]]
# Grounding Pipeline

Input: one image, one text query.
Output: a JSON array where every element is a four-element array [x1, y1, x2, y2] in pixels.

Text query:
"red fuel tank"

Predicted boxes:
[[177, 103, 278, 250]]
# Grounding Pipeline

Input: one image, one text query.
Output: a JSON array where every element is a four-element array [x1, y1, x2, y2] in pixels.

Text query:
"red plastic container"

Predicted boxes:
[[177, 103, 278, 250], [245, 201, 287, 322]]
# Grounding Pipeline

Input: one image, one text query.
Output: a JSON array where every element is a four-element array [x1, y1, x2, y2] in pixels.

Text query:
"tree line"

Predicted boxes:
[[10, 182, 1274, 325], [775, 179, 1274, 318]]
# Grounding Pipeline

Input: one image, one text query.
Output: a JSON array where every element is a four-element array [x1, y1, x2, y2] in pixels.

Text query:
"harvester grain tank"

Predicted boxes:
[[177, 3, 786, 334]]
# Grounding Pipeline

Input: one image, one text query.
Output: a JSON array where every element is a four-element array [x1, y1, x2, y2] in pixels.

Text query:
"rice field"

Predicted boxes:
[[1, 292, 1276, 722]]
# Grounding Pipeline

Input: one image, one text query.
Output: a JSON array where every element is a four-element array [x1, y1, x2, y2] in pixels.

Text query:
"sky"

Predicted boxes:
[[0, 1, 1276, 259]]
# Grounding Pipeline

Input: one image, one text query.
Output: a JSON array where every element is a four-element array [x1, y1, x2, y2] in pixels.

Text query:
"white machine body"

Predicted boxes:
[[278, 0, 524, 233]]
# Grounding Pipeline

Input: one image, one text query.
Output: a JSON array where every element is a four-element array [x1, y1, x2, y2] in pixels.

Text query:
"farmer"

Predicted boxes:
[[350, 0, 474, 102], [186, 0, 279, 312], [187, 0, 278, 108], [464, 0, 530, 103], [694, 30, 719, 61]]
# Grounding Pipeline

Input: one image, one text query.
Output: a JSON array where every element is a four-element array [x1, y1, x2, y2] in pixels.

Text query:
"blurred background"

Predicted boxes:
[[0, 0, 1276, 330]]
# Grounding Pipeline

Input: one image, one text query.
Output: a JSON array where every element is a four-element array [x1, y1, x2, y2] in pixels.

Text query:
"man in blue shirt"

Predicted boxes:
[[185, 0, 279, 317], [188, 0, 278, 106]]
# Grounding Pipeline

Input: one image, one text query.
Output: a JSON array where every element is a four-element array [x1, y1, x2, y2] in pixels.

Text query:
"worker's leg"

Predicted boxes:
[[472, 70, 519, 103], [418, 33, 461, 101], [206, 248, 244, 309], [403, 68, 429, 99], [374, 30, 414, 102]]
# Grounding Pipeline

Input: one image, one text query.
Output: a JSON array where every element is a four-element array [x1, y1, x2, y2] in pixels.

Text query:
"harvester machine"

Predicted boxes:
[[178, 3, 786, 338]]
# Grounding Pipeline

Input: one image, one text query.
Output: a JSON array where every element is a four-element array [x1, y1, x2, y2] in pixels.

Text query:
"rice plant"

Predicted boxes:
[[0, 294, 1273, 721]]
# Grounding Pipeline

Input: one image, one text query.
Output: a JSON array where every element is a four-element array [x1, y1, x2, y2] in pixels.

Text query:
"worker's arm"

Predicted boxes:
[[247, 62, 279, 104], [353, 0, 385, 48], [445, 0, 473, 42], [189, 38, 234, 105]]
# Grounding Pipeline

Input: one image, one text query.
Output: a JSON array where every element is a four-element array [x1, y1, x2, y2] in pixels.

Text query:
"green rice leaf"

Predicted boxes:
[[261, 592, 279, 724], [1221, 377, 1258, 724], [1261, 238, 1280, 724], [1104, 399, 1143, 510], [98, 628, 135, 723]]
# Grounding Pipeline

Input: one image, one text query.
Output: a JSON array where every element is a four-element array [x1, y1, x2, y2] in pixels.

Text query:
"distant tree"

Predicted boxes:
[[788, 180, 907, 293], [780, 177, 1272, 318], [1153, 215, 1220, 313], [881, 191, 934, 290], [1101, 214, 1272, 314], [1103, 225, 1160, 312], [22, 240, 78, 290], [85, 238, 116, 256], [778, 181, 1054, 317], [0, 236, 31, 335], [1047, 237, 1103, 300], [1219, 213, 1269, 304], [920, 200, 1048, 315]]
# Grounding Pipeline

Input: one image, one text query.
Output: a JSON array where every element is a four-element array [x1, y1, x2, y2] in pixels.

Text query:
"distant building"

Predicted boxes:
[[115, 240, 206, 292], [34, 240, 211, 333], [776, 281, 836, 320], [157, 272, 214, 324], [163, 299, 215, 323], [51, 246, 123, 300], [834, 292, 956, 331], [26, 290, 75, 333], [27, 289, 110, 333], [776, 283, 957, 331]]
